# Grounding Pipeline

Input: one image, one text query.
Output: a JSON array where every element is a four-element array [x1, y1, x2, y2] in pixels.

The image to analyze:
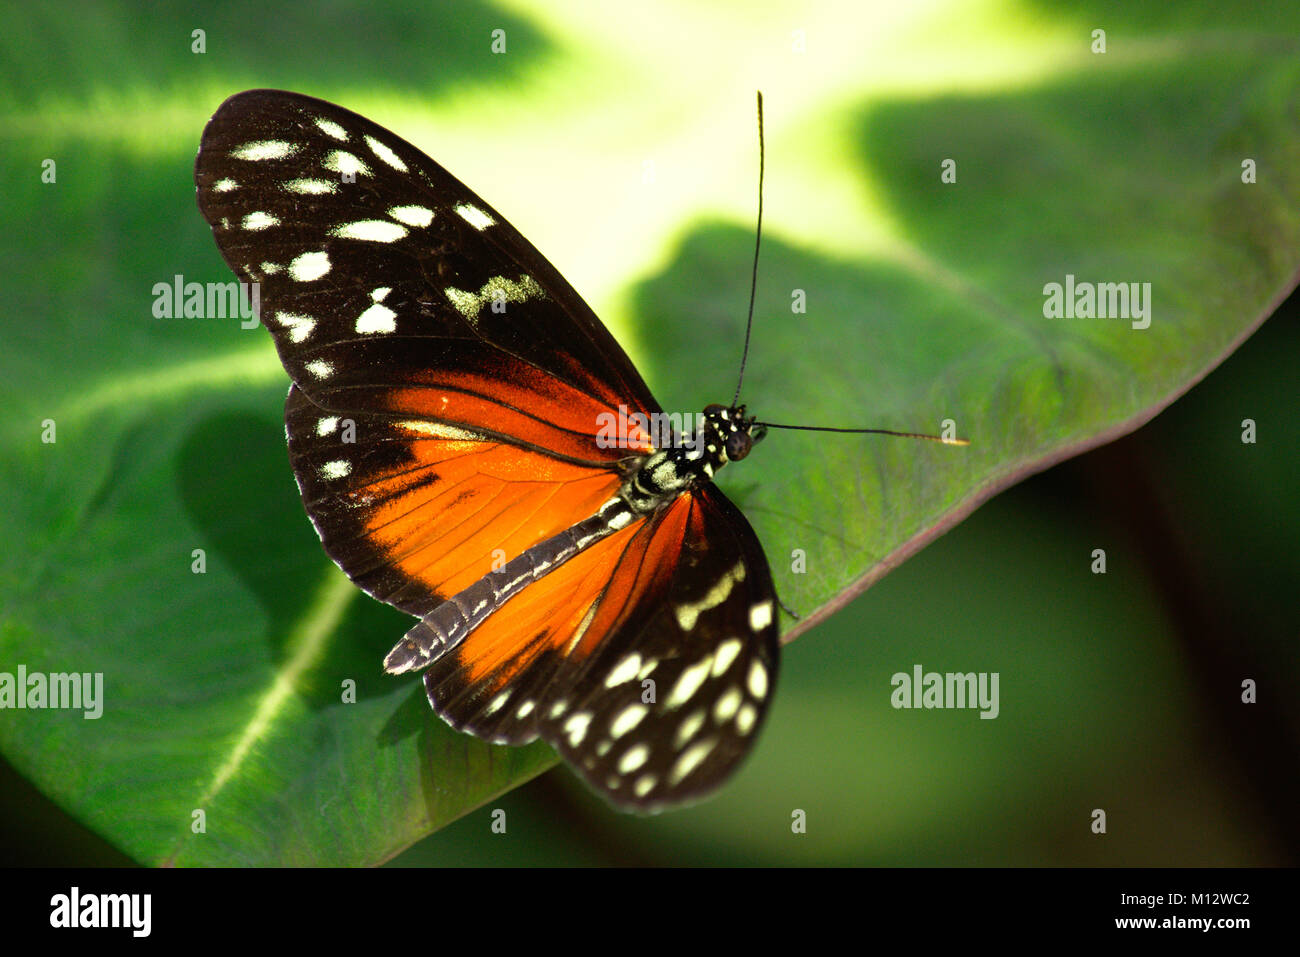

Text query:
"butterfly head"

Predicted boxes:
[[701, 403, 765, 465]]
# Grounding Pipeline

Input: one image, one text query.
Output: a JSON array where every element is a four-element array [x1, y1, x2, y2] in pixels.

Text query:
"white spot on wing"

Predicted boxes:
[[604, 654, 642, 688], [316, 417, 339, 437], [714, 686, 742, 723], [284, 178, 336, 195], [289, 251, 330, 282], [443, 288, 476, 316], [241, 211, 278, 231], [231, 140, 296, 161], [304, 359, 333, 379], [748, 660, 769, 699], [564, 712, 592, 747], [618, 744, 649, 774], [274, 312, 316, 343], [483, 690, 510, 716], [314, 117, 348, 141], [323, 150, 370, 178], [331, 220, 408, 243], [736, 703, 758, 735], [669, 738, 716, 786], [212, 178, 237, 192], [675, 709, 706, 748], [634, 775, 657, 798], [396, 421, 483, 441], [355, 302, 397, 334], [387, 205, 434, 227], [321, 459, 351, 479], [455, 203, 496, 230], [666, 657, 713, 709], [674, 561, 747, 630], [610, 703, 648, 739], [711, 639, 742, 677], [365, 134, 407, 171], [443, 275, 545, 320], [749, 600, 774, 631]]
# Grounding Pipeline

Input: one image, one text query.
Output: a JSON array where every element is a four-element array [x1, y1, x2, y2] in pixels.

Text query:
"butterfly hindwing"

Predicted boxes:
[[421, 483, 779, 811]]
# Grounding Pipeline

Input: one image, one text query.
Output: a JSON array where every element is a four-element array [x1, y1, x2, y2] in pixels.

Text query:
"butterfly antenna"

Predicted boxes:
[[731, 94, 968, 450], [755, 421, 970, 445], [732, 90, 765, 408]]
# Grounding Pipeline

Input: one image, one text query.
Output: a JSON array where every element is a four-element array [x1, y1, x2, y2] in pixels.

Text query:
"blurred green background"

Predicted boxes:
[[1, 1, 1296, 865]]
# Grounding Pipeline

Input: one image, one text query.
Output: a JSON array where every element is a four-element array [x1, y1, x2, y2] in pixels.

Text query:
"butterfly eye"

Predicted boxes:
[[726, 430, 753, 461]]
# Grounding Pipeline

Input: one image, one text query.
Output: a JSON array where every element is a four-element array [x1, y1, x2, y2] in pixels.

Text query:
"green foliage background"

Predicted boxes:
[[1, 1, 1296, 865]]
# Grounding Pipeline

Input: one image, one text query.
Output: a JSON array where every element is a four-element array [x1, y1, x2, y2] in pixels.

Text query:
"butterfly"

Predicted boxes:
[[195, 89, 960, 814]]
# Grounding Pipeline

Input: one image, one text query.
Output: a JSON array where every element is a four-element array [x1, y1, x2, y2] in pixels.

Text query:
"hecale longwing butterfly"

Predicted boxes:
[[195, 90, 959, 813]]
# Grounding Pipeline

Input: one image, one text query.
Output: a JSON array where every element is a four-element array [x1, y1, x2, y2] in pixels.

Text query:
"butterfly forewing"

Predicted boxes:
[[195, 89, 658, 417], [195, 89, 781, 812], [198, 89, 660, 619]]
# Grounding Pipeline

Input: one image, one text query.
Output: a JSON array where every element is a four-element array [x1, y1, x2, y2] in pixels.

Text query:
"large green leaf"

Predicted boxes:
[[2, 2, 1297, 864]]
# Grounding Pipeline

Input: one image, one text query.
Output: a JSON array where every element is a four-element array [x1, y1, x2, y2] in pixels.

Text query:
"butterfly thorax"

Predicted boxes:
[[620, 404, 765, 514]]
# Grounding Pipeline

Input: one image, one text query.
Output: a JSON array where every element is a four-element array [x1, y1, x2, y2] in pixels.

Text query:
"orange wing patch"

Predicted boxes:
[[284, 381, 656, 620], [454, 517, 644, 688], [381, 361, 654, 463], [358, 435, 624, 600], [426, 497, 694, 731], [569, 495, 690, 660]]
